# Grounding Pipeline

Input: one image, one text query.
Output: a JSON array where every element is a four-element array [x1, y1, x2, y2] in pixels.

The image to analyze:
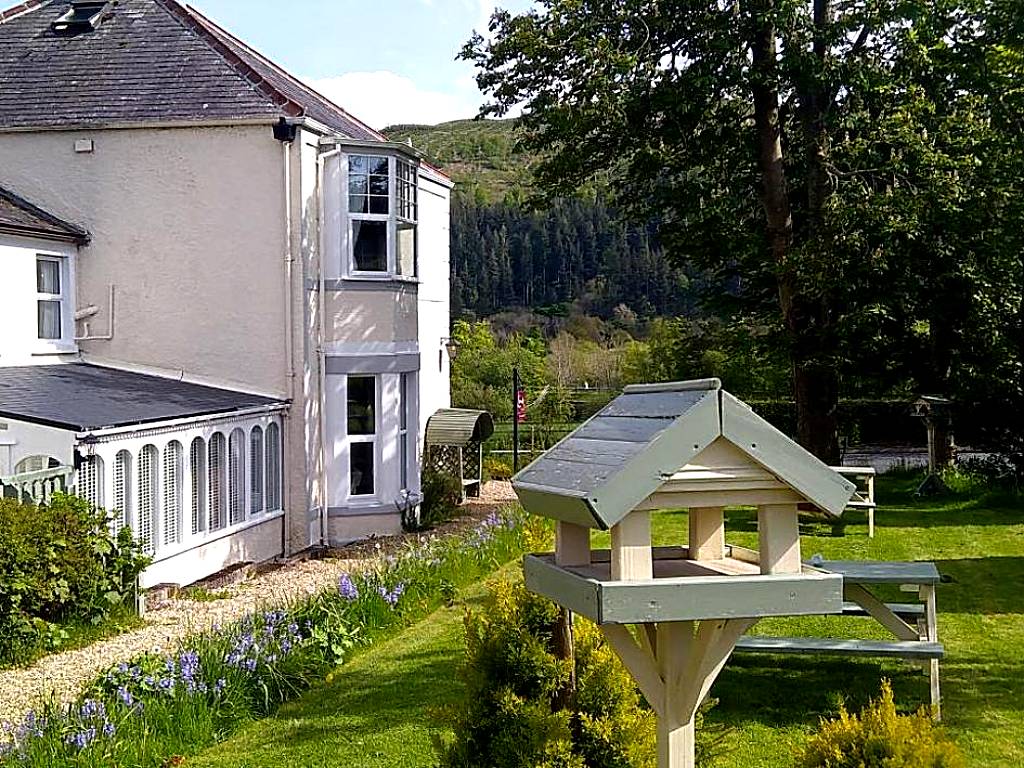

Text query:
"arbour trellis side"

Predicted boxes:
[[75, 412, 284, 561]]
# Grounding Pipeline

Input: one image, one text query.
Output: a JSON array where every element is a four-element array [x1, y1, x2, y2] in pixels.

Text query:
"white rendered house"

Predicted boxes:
[[0, 0, 452, 587]]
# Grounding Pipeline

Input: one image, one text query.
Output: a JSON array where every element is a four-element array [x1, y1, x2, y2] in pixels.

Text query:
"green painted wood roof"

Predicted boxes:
[[512, 379, 856, 528]]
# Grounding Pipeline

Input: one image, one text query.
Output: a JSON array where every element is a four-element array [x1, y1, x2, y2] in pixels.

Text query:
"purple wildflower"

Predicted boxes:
[[339, 573, 359, 600]]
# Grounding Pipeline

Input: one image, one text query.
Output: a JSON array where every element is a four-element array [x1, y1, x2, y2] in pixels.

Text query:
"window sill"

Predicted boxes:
[[344, 275, 419, 284], [32, 343, 78, 357]]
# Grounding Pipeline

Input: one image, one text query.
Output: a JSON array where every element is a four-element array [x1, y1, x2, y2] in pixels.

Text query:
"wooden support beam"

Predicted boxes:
[[757, 503, 801, 574], [657, 622, 695, 768], [555, 521, 591, 567], [611, 510, 653, 581], [845, 584, 918, 641], [688, 506, 724, 561], [600, 624, 665, 716], [920, 584, 942, 720]]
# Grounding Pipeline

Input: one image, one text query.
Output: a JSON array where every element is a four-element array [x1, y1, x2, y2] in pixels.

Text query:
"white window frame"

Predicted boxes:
[[398, 372, 413, 492], [345, 374, 380, 502], [35, 253, 74, 352], [341, 153, 419, 281]]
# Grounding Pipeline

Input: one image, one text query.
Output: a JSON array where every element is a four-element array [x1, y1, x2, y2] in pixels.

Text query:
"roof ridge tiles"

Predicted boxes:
[[182, 3, 389, 143], [0, 0, 46, 24], [151, 0, 305, 119]]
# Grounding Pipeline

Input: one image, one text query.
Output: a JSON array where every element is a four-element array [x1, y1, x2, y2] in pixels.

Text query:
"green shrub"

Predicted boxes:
[[0, 494, 148, 665], [436, 580, 721, 768], [484, 455, 514, 481], [419, 464, 464, 529], [800, 681, 964, 768]]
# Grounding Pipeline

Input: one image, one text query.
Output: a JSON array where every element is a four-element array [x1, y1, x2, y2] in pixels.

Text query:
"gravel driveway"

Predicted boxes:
[[0, 482, 518, 724]]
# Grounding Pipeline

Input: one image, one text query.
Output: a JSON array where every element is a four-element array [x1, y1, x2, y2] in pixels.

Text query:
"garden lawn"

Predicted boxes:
[[189, 568, 515, 768], [193, 475, 1024, 767]]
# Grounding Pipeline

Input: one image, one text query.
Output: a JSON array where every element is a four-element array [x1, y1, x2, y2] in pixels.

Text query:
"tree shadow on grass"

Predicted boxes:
[[934, 557, 1024, 615], [711, 656, 930, 727]]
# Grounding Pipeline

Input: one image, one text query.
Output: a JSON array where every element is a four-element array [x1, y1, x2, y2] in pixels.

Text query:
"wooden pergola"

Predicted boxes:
[[513, 379, 857, 768]]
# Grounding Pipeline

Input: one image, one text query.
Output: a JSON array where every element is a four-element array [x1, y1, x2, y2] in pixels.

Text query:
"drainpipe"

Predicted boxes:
[[317, 147, 343, 548], [280, 132, 296, 557]]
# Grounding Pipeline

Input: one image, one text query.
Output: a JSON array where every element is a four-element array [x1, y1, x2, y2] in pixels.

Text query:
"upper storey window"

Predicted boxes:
[[345, 154, 417, 279]]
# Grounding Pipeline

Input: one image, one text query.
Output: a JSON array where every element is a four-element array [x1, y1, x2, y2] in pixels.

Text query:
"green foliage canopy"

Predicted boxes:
[[462, 0, 1023, 461]]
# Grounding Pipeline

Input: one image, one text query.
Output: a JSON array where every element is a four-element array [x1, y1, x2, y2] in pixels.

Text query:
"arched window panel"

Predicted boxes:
[[162, 442, 183, 547], [15, 455, 60, 474], [112, 450, 132, 535], [208, 433, 225, 531], [228, 428, 245, 525], [250, 426, 264, 516], [78, 455, 104, 510], [190, 437, 207, 536], [137, 445, 158, 555], [266, 422, 282, 512]]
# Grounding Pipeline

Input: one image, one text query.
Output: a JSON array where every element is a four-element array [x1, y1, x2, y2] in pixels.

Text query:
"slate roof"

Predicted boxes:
[[0, 364, 286, 431], [514, 379, 856, 528], [0, 184, 89, 242], [0, 0, 382, 139]]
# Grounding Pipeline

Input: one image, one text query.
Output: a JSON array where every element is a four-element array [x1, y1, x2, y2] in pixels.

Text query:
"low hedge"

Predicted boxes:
[[0, 494, 148, 666]]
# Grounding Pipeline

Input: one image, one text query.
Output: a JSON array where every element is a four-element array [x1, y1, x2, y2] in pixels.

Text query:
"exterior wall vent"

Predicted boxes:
[[52, 1, 113, 34]]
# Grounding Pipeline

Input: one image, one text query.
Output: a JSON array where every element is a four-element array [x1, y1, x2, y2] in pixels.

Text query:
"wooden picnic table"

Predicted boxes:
[[735, 559, 943, 718], [830, 466, 878, 536]]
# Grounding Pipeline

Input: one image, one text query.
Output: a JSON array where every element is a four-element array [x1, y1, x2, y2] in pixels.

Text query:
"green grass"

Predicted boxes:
[[193, 475, 1024, 767], [189, 568, 514, 768]]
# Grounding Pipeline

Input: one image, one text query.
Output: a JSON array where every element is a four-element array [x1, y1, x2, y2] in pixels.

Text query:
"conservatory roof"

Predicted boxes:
[[0, 363, 286, 431]]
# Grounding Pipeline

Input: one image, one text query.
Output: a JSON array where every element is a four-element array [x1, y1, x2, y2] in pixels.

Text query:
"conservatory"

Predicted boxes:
[[0, 364, 289, 588]]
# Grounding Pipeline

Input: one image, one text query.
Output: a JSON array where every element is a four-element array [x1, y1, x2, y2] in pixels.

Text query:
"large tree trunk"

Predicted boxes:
[[750, 7, 840, 464]]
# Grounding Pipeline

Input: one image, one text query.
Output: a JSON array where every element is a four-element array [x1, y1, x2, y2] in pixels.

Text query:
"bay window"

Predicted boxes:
[[344, 154, 418, 278]]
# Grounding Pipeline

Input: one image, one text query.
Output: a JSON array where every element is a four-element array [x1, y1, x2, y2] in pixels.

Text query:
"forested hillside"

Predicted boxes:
[[384, 120, 696, 321]]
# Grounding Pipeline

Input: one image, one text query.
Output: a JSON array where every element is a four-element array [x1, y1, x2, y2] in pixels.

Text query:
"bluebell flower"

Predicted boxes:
[[339, 573, 359, 600], [116, 686, 134, 707]]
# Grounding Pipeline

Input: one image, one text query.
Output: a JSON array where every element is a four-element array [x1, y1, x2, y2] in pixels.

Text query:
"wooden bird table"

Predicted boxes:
[[514, 379, 858, 768]]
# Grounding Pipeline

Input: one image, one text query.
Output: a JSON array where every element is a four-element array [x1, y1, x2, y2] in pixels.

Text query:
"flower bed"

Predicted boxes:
[[0, 507, 546, 767]]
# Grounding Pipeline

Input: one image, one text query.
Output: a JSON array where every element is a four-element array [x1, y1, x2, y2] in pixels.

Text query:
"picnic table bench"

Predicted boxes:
[[735, 560, 943, 718], [830, 466, 878, 536]]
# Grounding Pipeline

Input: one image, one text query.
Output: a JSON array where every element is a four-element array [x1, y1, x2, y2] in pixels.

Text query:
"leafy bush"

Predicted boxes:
[[419, 465, 464, 529], [484, 455, 514, 481], [0, 494, 148, 665], [800, 681, 964, 768], [436, 580, 722, 768], [0, 507, 548, 767]]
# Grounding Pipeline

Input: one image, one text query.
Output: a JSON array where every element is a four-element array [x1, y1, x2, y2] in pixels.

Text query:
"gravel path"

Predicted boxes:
[[0, 482, 518, 724]]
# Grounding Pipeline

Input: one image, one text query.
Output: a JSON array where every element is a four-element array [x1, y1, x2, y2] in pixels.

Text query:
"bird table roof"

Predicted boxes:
[[513, 379, 856, 529]]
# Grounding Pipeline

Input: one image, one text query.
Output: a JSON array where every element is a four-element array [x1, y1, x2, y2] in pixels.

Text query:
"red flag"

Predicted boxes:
[[515, 389, 527, 423]]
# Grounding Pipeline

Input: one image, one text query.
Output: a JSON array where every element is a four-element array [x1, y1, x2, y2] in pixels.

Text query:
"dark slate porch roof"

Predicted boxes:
[[0, 364, 286, 431], [0, 0, 381, 139], [0, 185, 89, 242]]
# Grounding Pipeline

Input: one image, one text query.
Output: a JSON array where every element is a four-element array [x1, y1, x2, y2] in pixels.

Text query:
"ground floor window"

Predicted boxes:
[[347, 375, 377, 497]]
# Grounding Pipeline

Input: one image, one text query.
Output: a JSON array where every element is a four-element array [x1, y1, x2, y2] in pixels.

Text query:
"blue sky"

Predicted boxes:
[[188, 0, 533, 129]]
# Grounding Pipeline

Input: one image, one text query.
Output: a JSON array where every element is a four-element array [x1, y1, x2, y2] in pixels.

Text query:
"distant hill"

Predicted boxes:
[[385, 118, 701, 324], [383, 118, 534, 204]]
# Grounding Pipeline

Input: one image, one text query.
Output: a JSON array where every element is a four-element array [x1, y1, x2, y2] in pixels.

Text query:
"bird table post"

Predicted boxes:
[[513, 379, 857, 768]]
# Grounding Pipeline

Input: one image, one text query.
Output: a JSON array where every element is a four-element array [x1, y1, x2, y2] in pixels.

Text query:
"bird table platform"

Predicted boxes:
[[513, 379, 857, 768]]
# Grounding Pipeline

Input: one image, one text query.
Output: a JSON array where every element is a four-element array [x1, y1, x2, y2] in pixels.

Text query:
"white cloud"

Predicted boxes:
[[306, 71, 483, 130]]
